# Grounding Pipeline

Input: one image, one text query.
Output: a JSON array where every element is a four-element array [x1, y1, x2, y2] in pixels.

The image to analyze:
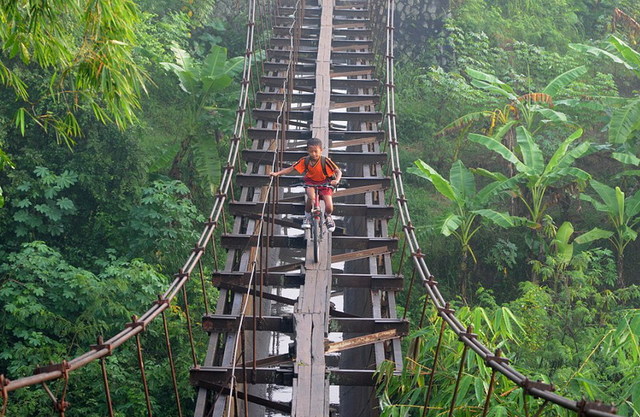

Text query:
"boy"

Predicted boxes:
[[270, 138, 342, 231]]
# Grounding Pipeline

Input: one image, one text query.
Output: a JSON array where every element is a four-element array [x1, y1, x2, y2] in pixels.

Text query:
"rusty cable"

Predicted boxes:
[[181, 285, 199, 367], [160, 303, 184, 417]]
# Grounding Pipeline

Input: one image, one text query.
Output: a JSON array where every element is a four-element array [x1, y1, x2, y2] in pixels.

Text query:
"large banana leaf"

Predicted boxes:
[[468, 133, 524, 171], [535, 108, 568, 123], [493, 120, 517, 141], [544, 128, 584, 175], [436, 111, 493, 135], [608, 99, 640, 144], [552, 221, 574, 264], [472, 209, 535, 228], [475, 175, 520, 205], [552, 142, 592, 174], [516, 126, 544, 174], [574, 228, 613, 245], [441, 214, 463, 236], [449, 160, 476, 200], [608, 35, 640, 76], [589, 180, 620, 217], [612, 152, 640, 166], [625, 189, 640, 218], [466, 68, 516, 95], [542, 66, 588, 96], [409, 161, 459, 202], [568, 43, 634, 70]]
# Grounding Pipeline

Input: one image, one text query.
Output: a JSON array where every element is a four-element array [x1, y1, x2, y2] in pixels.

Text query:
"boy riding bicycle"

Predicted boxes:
[[270, 138, 342, 232]]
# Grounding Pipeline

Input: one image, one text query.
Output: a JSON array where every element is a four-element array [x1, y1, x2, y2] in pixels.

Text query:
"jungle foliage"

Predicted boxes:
[[389, 0, 640, 415], [0, 0, 638, 416]]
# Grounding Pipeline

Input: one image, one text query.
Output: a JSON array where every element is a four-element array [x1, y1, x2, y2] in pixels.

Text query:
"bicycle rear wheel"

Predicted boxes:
[[312, 218, 320, 263]]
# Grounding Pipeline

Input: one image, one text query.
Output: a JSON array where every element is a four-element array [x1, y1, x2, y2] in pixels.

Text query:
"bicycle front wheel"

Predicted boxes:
[[313, 218, 320, 263]]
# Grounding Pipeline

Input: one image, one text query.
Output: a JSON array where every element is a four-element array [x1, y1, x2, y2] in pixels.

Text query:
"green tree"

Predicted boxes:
[[408, 159, 527, 300], [470, 126, 591, 226], [161, 44, 243, 191], [579, 180, 640, 287], [9, 166, 78, 239], [569, 36, 640, 147], [0, 0, 148, 145]]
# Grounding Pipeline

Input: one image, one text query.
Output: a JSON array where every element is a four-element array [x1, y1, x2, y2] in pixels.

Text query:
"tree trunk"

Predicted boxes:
[[459, 250, 469, 303], [617, 252, 625, 287], [169, 135, 193, 180]]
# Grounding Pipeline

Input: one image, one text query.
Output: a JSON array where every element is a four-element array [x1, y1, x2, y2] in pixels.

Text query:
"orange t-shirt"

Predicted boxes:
[[292, 156, 339, 182]]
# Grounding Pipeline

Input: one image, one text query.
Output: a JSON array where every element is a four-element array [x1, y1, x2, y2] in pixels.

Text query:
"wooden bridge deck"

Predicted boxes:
[[191, 0, 405, 415]]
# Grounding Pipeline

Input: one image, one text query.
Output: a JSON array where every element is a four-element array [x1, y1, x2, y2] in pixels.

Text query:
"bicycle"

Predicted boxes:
[[301, 182, 336, 263]]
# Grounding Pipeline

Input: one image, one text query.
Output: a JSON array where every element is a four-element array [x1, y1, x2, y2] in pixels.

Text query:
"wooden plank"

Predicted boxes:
[[325, 329, 401, 353], [242, 149, 386, 165], [235, 174, 390, 188], [229, 200, 393, 217], [212, 271, 402, 290], [220, 234, 397, 250]]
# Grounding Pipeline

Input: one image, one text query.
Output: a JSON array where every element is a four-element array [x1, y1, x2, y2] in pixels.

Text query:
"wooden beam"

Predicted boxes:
[[325, 329, 402, 353]]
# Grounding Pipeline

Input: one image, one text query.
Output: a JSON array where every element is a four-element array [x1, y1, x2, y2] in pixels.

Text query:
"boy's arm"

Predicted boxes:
[[330, 167, 342, 186], [270, 165, 296, 177]]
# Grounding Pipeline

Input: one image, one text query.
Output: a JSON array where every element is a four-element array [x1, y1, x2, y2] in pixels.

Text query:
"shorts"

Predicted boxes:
[[304, 177, 334, 196]]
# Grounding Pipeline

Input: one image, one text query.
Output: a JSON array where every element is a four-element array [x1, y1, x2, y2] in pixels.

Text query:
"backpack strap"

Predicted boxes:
[[304, 156, 330, 178]]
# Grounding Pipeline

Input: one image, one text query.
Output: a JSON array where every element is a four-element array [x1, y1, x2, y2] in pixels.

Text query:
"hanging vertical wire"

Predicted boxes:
[[447, 326, 473, 417], [198, 258, 211, 315], [181, 285, 199, 367], [240, 328, 250, 417], [481, 349, 502, 417], [160, 303, 184, 417], [402, 267, 416, 320], [132, 319, 153, 417], [421, 318, 447, 417], [94, 336, 115, 417]]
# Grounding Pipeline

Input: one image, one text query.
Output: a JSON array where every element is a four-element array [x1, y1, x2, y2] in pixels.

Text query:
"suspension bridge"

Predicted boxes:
[[0, 0, 623, 416]]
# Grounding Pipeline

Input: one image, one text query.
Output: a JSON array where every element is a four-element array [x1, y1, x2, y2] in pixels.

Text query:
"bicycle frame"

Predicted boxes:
[[302, 182, 334, 263]]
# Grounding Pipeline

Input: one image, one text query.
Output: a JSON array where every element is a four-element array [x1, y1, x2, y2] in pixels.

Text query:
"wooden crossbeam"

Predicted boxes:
[[242, 149, 386, 165], [212, 271, 403, 290], [235, 174, 389, 188], [220, 234, 397, 250], [202, 315, 408, 334], [325, 329, 402, 353]]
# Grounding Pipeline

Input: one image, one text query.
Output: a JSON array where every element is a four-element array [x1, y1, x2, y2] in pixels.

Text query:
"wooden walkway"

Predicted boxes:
[[191, 0, 406, 415]]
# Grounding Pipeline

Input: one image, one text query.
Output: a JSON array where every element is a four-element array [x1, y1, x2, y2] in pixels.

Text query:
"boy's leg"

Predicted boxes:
[[322, 194, 334, 215], [305, 187, 315, 212], [322, 194, 336, 232]]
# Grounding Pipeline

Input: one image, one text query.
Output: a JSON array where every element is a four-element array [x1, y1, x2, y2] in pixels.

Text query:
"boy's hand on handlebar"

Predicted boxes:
[[330, 179, 338, 186], [269, 172, 278, 177]]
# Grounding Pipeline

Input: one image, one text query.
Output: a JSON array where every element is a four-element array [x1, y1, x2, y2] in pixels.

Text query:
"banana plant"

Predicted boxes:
[[161, 44, 243, 191], [408, 159, 527, 300], [439, 65, 587, 138], [579, 180, 640, 287], [469, 126, 591, 226], [569, 36, 640, 147]]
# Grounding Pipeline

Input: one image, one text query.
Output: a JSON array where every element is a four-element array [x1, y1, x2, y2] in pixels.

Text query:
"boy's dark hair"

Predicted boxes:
[[306, 138, 323, 149]]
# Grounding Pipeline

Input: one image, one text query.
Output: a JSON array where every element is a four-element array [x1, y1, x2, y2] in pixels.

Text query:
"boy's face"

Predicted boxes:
[[307, 145, 322, 161]]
